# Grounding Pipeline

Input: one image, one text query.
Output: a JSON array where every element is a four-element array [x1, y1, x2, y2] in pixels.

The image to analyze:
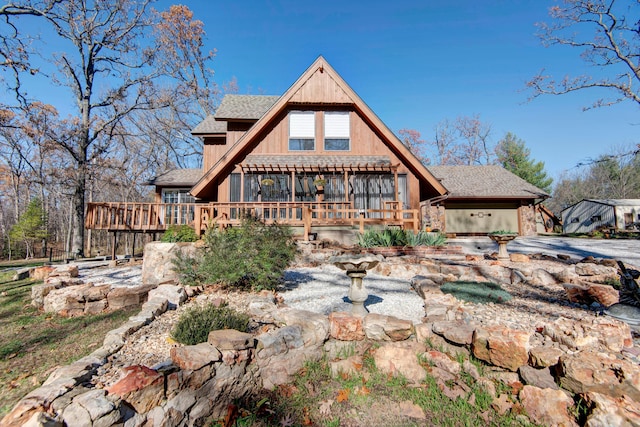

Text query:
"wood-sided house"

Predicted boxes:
[[85, 56, 547, 244]]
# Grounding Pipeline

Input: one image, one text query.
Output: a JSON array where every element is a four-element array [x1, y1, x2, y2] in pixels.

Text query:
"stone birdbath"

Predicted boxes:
[[488, 232, 518, 262], [331, 254, 381, 316]]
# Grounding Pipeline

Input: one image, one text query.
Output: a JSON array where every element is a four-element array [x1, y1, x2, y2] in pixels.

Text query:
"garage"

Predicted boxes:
[[426, 165, 549, 236], [445, 205, 519, 234]]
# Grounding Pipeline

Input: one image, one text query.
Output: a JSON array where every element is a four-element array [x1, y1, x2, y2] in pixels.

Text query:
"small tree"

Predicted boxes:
[[495, 132, 553, 193], [9, 198, 47, 258]]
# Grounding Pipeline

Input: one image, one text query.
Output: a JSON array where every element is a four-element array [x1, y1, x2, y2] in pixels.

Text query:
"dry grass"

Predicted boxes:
[[0, 269, 139, 419]]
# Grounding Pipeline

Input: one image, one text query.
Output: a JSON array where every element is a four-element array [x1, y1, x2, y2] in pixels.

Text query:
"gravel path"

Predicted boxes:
[[281, 264, 424, 321]]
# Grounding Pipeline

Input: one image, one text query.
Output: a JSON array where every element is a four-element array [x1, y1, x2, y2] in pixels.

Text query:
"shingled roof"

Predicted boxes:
[[215, 95, 279, 120], [427, 165, 549, 199], [146, 169, 202, 187], [191, 115, 227, 135]]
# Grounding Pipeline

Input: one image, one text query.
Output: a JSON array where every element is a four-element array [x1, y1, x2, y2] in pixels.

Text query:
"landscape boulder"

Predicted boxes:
[[472, 326, 530, 372], [141, 241, 198, 286]]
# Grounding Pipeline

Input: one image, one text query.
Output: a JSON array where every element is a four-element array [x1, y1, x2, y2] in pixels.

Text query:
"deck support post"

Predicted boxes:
[[111, 231, 117, 261]]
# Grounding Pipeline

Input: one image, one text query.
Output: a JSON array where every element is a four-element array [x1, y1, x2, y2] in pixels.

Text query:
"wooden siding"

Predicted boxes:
[[203, 108, 423, 210], [203, 129, 248, 172], [289, 66, 352, 104]]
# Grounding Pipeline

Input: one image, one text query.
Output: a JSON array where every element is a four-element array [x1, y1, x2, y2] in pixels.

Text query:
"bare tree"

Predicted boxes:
[[398, 128, 429, 165], [528, 0, 640, 109], [424, 115, 494, 165], [2, 0, 161, 256]]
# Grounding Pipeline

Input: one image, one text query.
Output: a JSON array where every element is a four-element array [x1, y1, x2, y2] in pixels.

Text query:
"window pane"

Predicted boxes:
[[324, 138, 349, 151], [324, 112, 350, 151], [289, 138, 315, 151], [324, 112, 349, 137], [230, 173, 241, 202], [289, 111, 315, 137]]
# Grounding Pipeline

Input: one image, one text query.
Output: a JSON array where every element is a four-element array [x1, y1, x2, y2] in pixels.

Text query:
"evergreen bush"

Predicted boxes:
[[172, 216, 296, 291], [440, 281, 512, 304], [161, 224, 199, 242], [171, 303, 250, 345]]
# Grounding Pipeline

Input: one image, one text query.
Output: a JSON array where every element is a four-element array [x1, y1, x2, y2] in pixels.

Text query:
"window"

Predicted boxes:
[[289, 111, 315, 151], [571, 217, 580, 223], [591, 215, 602, 222], [324, 112, 350, 151], [161, 189, 195, 225], [243, 174, 291, 202]]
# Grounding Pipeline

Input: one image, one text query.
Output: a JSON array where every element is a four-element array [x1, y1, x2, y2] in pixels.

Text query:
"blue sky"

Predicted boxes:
[[14, 0, 640, 184]]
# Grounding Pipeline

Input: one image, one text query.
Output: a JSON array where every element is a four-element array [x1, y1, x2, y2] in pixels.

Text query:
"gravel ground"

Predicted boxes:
[[453, 236, 640, 269], [281, 264, 424, 321]]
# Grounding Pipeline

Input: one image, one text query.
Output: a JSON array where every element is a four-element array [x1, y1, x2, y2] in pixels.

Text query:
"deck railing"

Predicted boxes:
[[85, 201, 419, 240]]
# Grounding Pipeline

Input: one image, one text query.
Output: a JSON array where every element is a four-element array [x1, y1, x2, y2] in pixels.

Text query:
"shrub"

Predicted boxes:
[[161, 224, 199, 242], [172, 216, 297, 291], [407, 231, 447, 247], [357, 228, 447, 248], [171, 303, 250, 345], [488, 230, 517, 235], [440, 281, 512, 304]]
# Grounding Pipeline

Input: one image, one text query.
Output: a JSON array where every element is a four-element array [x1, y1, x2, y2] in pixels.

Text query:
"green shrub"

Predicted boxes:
[[407, 231, 447, 247], [488, 230, 517, 235], [172, 216, 297, 291], [357, 228, 447, 248], [161, 224, 199, 242], [171, 303, 250, 345], [441, 281, 512, 304]]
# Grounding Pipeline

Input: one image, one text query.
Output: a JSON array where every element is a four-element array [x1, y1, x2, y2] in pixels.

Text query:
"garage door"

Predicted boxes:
[[445, 208, 518, 234]]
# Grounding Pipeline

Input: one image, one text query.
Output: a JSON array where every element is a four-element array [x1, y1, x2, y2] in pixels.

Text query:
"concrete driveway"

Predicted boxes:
[[451, 236, 640, 269]]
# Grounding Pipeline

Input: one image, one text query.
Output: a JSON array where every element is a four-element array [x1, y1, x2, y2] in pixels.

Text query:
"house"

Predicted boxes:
[[85, 56, 547, 245], [425, 166, 549, 235], [561, 199, 640, 234]]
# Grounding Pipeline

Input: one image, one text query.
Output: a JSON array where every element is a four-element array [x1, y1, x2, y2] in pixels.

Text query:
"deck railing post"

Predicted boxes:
[[194, 205, 202, 236]]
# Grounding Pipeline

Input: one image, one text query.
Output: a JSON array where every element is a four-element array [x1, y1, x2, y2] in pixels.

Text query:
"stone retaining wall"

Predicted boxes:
[[8, 244, 640, 426], [6, 276, 640, 426]]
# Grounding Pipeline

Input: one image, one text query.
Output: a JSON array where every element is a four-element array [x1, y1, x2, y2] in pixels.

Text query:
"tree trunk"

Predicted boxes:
[[72, 165, 86, 257]]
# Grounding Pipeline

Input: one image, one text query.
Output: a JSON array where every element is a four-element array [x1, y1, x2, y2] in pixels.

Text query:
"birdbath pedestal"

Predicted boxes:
[[488, 233, 517, 261], [331, 254, 381, 316]]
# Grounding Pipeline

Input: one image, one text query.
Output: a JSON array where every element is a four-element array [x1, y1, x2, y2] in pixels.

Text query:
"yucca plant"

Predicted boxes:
[[357, 228, 446, 248]]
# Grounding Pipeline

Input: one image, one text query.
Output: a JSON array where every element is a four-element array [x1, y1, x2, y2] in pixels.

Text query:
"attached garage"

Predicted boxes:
[[444, 203, 520, 234], [426, 166, 549, 236]]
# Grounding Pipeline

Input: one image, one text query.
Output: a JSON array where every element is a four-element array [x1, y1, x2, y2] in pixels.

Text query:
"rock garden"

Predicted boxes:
[[3, 225, 640, 426]]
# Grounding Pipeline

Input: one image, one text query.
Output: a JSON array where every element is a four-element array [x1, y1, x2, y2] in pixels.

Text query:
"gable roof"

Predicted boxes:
[[561, 199, 640, 213], [146, 168, 202, 187], [191, 56, 447, 198], [427, 165, 549, 199], [584, 199, 640, 206]]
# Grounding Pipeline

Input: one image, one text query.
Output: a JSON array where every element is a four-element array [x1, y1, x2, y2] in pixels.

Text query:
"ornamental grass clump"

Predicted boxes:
[[171, 303, 250, 345], [357, 228, 446, 248], [172, 216, 297, 291], [440, 281, 512, 304]]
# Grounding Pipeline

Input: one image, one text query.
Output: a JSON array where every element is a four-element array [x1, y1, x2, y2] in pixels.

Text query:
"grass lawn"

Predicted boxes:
[[0, 268, 139, 419]]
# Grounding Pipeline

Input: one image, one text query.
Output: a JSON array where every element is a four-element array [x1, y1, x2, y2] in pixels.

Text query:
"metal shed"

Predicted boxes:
[[561, 199, 640, 234]]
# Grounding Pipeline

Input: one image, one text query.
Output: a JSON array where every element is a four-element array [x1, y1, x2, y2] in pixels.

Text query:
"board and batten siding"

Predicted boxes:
[[211, 109, 422, 209], [562, 201, 616, 234]]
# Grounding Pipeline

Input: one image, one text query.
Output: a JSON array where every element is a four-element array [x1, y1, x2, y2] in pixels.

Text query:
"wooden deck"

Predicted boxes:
[[85, 202, 420, 240]]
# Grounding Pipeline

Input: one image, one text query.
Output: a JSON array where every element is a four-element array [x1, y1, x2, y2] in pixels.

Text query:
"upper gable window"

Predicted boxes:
[[324, 112, 350, 151], [289, 111, 315, 151]]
